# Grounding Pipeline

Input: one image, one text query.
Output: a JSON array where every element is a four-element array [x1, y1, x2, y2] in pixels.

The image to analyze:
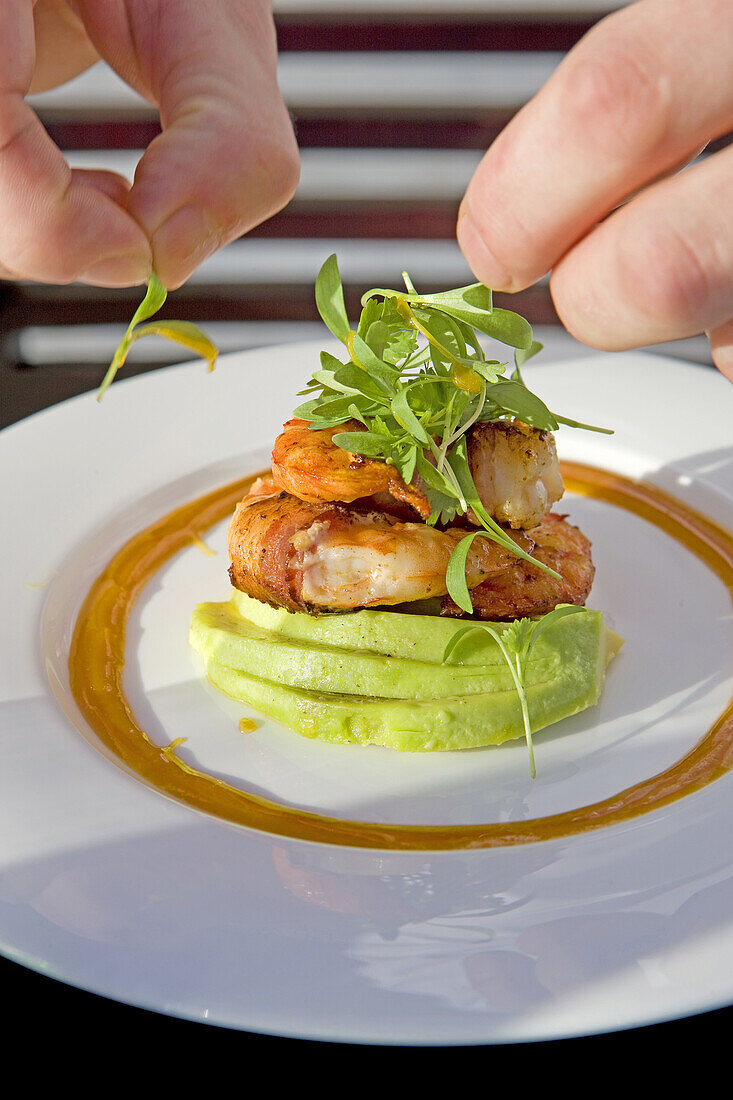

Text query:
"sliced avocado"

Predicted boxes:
[[200, 633, 610, 751], [190, 600, 563, 699], [230, 590, 531, 665]]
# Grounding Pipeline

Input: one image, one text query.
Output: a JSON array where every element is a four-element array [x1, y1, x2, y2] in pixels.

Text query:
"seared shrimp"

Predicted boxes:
[[468, 420, 564, 530], [442, 513, 594, 621], [227, 479, 534, 613], [271, 418, 431, 519], [272, 417, 563, 531]]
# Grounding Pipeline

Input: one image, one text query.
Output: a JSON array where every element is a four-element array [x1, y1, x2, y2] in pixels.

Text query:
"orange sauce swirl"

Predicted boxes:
[[67, 463, 733, 851]]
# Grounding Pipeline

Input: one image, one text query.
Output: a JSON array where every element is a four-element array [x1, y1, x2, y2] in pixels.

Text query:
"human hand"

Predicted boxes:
[[457, 0, 733, 380], [0, 0, 299, 289]]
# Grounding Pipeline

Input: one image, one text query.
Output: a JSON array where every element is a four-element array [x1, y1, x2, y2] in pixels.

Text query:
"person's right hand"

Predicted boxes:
[[457, 0, 733, 380], [0, 0, 300, 289]]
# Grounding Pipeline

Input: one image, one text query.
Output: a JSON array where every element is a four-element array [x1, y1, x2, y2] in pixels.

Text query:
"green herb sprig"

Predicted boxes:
[[301, 254, 611, 612], [443, 604, 588, 776], [98, 273, 218, 400]]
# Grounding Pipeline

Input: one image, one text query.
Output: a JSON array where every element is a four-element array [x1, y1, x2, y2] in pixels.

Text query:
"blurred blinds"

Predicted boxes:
[[1, 2, 641, 425]]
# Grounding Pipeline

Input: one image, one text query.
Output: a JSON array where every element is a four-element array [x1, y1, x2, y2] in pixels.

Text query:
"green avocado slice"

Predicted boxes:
[[190, 600, 560, 699], [228, 590, 547, 665], [200, 641, 611, 752]]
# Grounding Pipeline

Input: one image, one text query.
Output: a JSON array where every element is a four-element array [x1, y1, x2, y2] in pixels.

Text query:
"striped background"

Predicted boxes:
[[0, 1, 720, 427]]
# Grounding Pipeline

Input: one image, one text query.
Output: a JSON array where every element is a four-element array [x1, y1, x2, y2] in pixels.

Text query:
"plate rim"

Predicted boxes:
[[2, 343, 733, 1044]]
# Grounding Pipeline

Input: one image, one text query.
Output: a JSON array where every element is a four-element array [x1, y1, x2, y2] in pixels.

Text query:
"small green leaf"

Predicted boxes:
[[315, 253, 351, 344], [483, 379, 559, 430], [391, 386, 431, 446], [331, 431, 392, 458], [473, 307, 533, 350], [407, 282, 493, 318], [410, 306, 465, 374], [349, 332, 400, 391], [319, 349, 349, 373], [554, 414, 614, 435], [97, 274, 167, 399], [445, 532, 482, 614], [395, 442, 418, 485], [131, 271, 168, 325], [292, 397, 322, 420], [472, 359, 505, 384]]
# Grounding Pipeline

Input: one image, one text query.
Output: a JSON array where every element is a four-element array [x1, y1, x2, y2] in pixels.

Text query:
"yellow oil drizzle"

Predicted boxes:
[[190, 534, 215, 556], [67, 464, 733, 851]]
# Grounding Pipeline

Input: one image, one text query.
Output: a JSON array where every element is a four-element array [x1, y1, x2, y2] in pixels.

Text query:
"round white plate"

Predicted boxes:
[[1, 343, 732, 1045]]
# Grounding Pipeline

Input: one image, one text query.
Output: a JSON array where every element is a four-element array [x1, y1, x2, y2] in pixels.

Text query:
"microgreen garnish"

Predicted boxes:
[[302, 254, 611, 611], [97, 273, 219, 400], [443, 605, 588, 776]]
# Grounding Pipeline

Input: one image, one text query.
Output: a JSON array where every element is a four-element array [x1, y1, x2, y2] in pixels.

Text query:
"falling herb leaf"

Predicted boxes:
[[97, 273, 219, 400]]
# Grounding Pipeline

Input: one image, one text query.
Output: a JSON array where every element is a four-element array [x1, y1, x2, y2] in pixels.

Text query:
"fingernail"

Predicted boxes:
[[151, 204, 222, 288], [457, 208, 514, 292], [79, 252, 151, 287]]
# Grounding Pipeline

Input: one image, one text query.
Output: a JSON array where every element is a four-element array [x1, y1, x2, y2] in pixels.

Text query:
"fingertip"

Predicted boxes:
[[549, 255, 630, 351], [456, 207, 517, 292], [709, 320, 733, 383], [67, 181, 152, 286], [149, 203, 222, 290], [77, 252, 152, 287], [70, 167, 133, 207]]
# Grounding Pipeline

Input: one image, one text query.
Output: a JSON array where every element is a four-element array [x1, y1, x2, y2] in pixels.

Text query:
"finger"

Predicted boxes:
[[77, 0, 300, 289], [0, 259, 20, 280], [457, 0, 733, 292], [70, 166, 132, 206], [29, 0, 99, 93], [0, 1, 151, 285], [709, 319, 733, 383], [548, 143, 733, 350]]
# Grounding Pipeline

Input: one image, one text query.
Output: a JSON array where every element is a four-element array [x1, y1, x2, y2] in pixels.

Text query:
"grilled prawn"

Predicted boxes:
[[271, 418, 431, 519], [270, 416, 563, 530], [227, 478, 534, 613], [468, 420, 563, 530]]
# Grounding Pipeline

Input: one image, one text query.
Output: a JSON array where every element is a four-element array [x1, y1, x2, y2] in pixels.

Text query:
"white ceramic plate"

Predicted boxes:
[[2, 343, 732, 1045]]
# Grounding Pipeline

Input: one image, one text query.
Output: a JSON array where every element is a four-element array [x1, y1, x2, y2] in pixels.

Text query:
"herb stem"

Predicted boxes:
[[428, 437, 468, 511], [443, 385, 487, 453], [513, 651, 536, 779]]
